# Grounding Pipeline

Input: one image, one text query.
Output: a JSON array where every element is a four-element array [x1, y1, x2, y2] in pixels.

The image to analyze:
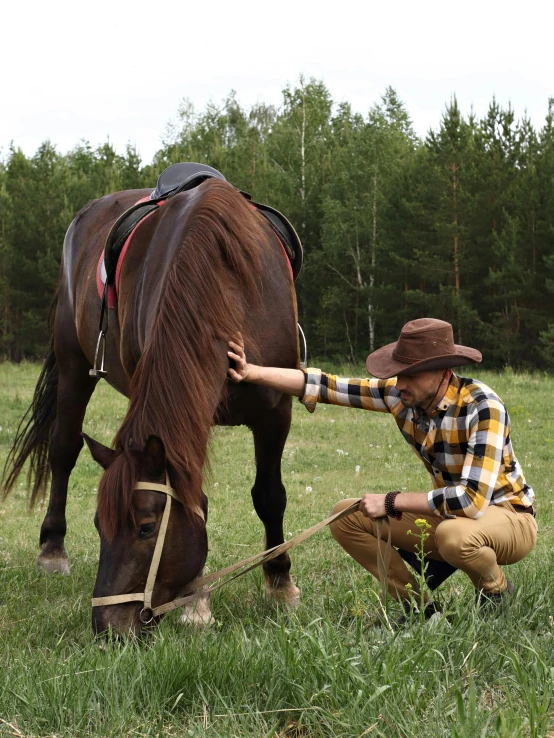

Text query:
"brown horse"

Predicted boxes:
[[2, 179, 300, 635]]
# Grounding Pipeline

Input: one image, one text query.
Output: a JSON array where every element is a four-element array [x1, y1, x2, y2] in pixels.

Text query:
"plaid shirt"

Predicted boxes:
[[300, 370, 534, 519]]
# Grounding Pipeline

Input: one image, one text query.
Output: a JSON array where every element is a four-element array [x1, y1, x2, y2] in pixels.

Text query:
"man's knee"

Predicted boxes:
[[434, 519, 470, 564], [329, 498, 359, 542]]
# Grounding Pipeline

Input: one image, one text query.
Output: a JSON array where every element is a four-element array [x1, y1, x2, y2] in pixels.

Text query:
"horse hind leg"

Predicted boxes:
[[38, 353, 97, 574], [250, 396, 300, 608]]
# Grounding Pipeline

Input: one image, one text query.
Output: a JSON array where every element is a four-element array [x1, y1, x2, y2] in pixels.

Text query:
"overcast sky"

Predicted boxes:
[[3, 0, 553, 164]]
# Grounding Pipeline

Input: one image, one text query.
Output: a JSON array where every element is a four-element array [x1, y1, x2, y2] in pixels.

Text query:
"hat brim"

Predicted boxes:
[[366, 342, 482, 379]]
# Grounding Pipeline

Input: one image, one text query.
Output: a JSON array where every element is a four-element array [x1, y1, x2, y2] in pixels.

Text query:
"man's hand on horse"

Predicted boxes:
[[359, 494, 387, 519], [228, 334, 250, 382], [226, 339, 306, 396]]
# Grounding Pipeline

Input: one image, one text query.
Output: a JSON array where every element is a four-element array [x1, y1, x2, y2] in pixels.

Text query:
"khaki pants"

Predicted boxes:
[[329, 499, 538, 599]]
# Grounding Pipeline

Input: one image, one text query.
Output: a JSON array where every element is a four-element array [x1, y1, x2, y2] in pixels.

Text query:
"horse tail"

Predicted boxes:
[[1, 293, 59, 505]]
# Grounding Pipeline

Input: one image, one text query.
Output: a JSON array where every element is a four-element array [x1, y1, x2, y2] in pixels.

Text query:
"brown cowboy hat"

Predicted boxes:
[[366, 318, 482, 379]]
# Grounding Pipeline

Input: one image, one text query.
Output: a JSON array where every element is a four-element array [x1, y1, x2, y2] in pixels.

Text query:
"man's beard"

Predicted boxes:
[[399, 392, 416, 408], [400, 389, 437, 410]]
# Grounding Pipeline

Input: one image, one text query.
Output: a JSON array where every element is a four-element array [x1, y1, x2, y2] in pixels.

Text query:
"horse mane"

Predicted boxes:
[[97, 180, 266, 540]]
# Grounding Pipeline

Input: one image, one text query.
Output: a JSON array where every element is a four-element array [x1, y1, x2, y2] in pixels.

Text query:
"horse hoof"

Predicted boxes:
[[267, 582, 301, 610], [179, 599, 214, 628], [37, 556, 71, 575]]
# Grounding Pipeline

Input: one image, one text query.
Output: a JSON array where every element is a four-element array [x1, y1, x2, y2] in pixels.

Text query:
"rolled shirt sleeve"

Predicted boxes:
[[299, 368, 400, 414], [299, 368, 323, 413], [428, 397, 507, 519]]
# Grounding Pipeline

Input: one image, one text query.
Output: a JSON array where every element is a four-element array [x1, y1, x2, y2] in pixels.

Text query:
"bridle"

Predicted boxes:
[[91, 474, 205, 625]]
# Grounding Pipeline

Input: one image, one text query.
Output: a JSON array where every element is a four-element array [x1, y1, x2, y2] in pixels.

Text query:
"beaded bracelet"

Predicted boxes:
[[385, 491, 403, 520]]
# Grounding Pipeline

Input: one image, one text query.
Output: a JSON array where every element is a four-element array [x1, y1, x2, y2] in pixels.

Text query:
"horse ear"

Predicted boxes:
[[143, 435, 166, 478], [82, 433, 119, 469]]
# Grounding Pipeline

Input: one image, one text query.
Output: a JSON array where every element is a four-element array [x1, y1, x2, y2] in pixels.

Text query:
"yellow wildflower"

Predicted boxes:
[[415, 518, 431, 529]]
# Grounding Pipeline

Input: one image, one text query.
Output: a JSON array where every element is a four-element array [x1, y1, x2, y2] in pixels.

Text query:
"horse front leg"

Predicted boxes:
[[38, 360, 97, 574], [250, 395, 300, 607]]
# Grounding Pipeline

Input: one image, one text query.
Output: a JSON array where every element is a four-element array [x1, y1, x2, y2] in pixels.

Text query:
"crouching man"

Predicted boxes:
[[228, 318, 537, 614]]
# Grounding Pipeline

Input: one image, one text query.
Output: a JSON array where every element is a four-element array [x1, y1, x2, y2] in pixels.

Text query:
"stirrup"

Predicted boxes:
[[89, 331, 108, 378], [298, 323, 307, 369]]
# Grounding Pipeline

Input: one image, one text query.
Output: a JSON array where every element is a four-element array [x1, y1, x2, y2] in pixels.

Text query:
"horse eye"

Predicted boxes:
[[138, 522, 156, 539]]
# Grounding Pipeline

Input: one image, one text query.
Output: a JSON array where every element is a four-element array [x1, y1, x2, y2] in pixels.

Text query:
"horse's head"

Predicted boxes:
[[83, 433, 208, 637]]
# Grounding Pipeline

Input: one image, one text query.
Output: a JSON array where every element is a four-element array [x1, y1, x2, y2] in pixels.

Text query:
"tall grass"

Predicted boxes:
[[1, 363, 553, 737]]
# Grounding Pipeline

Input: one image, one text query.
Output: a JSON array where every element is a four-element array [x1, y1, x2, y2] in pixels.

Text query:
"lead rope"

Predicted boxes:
[[150, 498, 366, 618], [152, 507, 393, 619], [375, 517, 392, 605]]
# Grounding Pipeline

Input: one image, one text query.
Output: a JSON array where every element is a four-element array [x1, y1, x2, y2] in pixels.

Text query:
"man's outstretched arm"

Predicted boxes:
[[227, 336, 305, 396], [229, 335, 434, 519], [228, 335, 398, 415]]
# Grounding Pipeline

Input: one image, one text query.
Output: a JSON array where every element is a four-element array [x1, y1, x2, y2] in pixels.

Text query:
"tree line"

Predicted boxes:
[[1, 79, 554, 369]]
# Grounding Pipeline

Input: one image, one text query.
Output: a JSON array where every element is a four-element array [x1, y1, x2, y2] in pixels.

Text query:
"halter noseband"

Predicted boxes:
[[91, 473, 205, 624]]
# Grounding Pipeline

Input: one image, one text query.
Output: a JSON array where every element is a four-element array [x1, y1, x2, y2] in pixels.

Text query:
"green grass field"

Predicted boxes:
[[1, 363, 553, 738]]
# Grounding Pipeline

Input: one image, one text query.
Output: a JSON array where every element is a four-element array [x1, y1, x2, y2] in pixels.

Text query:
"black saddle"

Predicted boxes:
[[103, 163, 226, 285], [150, 162, 227, 200], [250, 199, 303, 280], [103, 162, 302, 287]]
